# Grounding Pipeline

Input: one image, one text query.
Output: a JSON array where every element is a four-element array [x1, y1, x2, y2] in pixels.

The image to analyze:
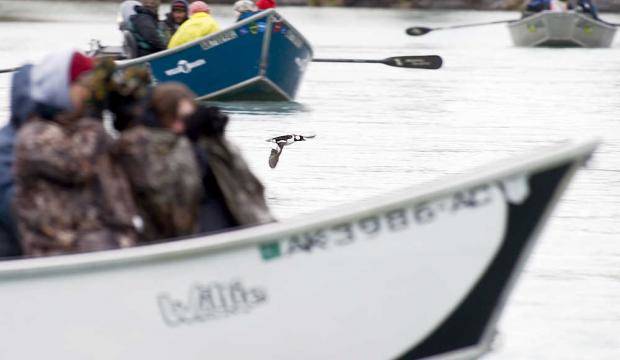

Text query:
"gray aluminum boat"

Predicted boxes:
[[508, 11, 616, 47]]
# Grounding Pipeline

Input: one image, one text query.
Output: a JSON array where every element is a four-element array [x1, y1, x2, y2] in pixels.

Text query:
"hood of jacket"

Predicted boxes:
[[135, 5, 159, 19], [29, 49, 76, 114], [10, 64, 34, 128], [120, 0, 141, 24], [188, 12, 211, 20]]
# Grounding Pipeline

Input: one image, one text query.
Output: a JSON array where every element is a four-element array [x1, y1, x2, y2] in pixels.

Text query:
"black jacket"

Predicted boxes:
[[130, 6, 167, 56]]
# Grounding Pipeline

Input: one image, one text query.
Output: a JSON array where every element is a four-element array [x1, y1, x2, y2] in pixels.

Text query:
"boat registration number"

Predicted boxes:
[[259, 184, 496, 262], [200, 31, 239, 51]]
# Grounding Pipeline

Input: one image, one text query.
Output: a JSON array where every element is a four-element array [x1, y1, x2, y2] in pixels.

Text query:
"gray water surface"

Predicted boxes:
[[1, 2, 619, 358]]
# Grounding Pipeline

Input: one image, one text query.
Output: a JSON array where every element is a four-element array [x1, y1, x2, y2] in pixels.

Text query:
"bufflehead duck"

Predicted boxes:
[[265, 134, 315, 168]]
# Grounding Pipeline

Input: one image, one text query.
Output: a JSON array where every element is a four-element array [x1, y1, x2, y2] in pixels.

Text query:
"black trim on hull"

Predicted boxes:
[[209, 79, 289, 102], [399, 162, 574, 359], [537, 40, 582, 47]]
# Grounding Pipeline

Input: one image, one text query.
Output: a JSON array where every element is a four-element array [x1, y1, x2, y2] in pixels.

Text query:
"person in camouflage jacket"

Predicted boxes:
[[13, 51, 141, 256], [115, 83, 203, 242], [185, 105, 275, 232]]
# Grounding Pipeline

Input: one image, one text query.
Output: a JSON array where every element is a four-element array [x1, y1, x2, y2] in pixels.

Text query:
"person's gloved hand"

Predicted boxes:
[[107, 66, 151, 131], [185, 105, 229, 141]]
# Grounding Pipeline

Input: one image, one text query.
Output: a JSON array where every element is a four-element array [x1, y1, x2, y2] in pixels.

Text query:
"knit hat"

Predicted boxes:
[[233, 0, 257, 13], [31, 49, 93, 112], [256, 0, 275, 10], [69, 52, 95, 83], [189, 1, 210, 15], [171, 0, 188, 10]]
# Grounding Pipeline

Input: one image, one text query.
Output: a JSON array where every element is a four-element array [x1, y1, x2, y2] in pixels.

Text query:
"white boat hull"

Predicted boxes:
[[0, 140, 598, 359], [508, 11, 616, 47]]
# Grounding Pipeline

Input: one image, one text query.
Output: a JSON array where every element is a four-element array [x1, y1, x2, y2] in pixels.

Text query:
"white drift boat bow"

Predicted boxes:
[[0, 139, 598, 360]]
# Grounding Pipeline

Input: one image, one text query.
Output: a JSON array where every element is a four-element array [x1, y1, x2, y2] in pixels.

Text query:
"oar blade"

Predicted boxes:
[[405, 27, 432, 36], [384, 55, 443, 70]]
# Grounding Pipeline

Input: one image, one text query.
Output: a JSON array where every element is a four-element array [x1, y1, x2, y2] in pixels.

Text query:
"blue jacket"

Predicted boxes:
[[577, 0, 598, 19], [0, 126, 18, 257], [0, 64, 34, 259], [526, 0, 598, 18], [237, 11, 257, 22], [526, 0, 551, 12]]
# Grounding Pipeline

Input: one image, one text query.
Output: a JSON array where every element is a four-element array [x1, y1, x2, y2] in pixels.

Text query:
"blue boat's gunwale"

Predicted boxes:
[[117, 9, 312, 68], [266, 13, 314, 59]]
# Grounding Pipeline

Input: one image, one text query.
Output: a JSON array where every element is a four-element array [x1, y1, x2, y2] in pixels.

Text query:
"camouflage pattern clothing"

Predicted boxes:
[[197, 136, 275, 226], [115, 126, 203, 242], [13, 117, 140, 257]]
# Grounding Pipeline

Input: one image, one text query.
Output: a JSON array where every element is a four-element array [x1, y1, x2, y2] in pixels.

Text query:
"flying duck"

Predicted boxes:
[[266, 134, 315, 168]]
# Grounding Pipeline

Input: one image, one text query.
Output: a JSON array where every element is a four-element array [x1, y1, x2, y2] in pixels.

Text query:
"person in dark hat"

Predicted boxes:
[[162, 0, 189, 41]]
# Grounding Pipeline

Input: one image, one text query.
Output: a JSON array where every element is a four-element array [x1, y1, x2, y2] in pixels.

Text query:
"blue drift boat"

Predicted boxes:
[[118, 10, 313, 101]]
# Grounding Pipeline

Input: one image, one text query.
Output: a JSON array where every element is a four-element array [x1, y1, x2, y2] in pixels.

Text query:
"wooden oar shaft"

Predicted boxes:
[[312, 56, 442, 69], [312, 58, 380, 64], [0, 67, 20, 74], [406, 19, 516, 35], [433, 19, 515, 31]]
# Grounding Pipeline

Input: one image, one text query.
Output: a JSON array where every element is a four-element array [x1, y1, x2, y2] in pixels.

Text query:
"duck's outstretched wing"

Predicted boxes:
[[269, 143, 285, 169]]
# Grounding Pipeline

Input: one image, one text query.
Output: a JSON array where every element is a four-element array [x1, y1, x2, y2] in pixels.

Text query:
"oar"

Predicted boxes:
[[0, 67, 20, 74], [3, 55, 442, 74], [598, 19, 620, 26], [312, 55, 442, 69], [406, 20, 516, 36]]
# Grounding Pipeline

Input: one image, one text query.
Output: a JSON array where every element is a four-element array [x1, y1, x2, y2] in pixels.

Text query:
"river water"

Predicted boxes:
[[1, 1, 619, 359]]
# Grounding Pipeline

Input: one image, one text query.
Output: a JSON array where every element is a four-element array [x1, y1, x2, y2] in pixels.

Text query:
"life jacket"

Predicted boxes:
[[168, 12, 221, 49]]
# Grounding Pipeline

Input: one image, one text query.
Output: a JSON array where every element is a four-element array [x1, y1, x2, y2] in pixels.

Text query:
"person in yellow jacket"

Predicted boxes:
[[168, 1, 221, 48]]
